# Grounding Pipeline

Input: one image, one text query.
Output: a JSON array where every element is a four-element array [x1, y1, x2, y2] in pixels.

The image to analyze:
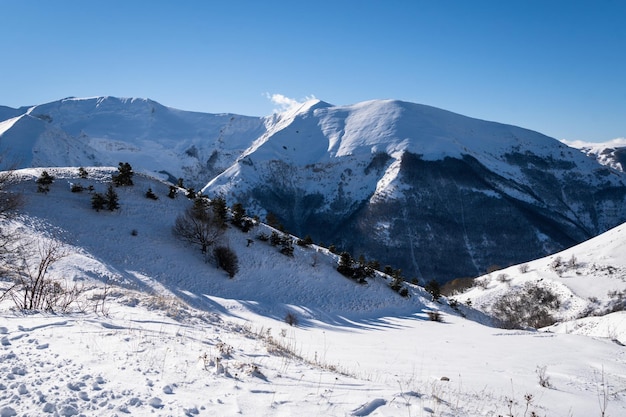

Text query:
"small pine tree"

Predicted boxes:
[[297, 235, 313, 246], [145, 188, 158, 200], [78, 167, 88, 178], [280, 239, 294, 257], [168, 185, 177, 199], [37, 170, 54, 186], [36, 170, 54, 193], [177, 178, 184, 188], [424, 279, 442, 302], [231, 202, 245, 226], [112, 162, 134, 186], [270, 231, 282, 246], [186, 187, 196, 199], [337, 252, 354, 276], [71, 183, 84, 193], [105, 184, 119, 211], [265, 212, 283, 230], [210, 196, 228, 227], [91, 193, 106, 211]]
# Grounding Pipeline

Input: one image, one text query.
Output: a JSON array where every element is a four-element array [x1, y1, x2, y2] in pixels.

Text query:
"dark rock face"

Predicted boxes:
[[347, 153, 626, 282]]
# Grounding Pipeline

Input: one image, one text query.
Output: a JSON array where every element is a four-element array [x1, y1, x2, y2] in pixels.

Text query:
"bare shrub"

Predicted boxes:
[[441, 277, 475, 296], [173, 198, 224, 253], [536, 365, 553, 388], [5, 239, 84, 312], [567, 254, 578, 269], [492, 282, 560, 329], [518, 263, 529, 274], [475, 276, 490, 290], [427, 310, 443, 322], [497, 273, 510, 284], [606, 289, 626, 313], [284, 311, 298, 326]]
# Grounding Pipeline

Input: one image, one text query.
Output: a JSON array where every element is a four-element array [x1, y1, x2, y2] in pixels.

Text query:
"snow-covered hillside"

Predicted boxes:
[[1, 168, 626, 416]]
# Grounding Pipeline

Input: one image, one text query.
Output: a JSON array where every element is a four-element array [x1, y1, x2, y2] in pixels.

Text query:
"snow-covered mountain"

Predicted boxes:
[[563, 138, 626, 172], [1, 168, 626, 416], [203, 99, 626, 282], [2, 97, 626, 283], [0, 96, 265, 185]]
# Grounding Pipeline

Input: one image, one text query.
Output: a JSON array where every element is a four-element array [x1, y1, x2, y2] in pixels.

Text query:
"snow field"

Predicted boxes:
[[1, 168, 626, 416]]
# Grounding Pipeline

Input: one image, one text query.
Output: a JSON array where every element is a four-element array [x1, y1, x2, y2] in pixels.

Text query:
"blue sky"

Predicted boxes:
[[2, 0, 625, 142]]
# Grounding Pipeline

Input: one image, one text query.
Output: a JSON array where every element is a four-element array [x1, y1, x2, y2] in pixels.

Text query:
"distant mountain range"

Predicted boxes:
[[2, 96, 625, 282]]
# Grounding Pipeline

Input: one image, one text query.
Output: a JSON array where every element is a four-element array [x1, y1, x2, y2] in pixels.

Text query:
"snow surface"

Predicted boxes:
[[1, 168, 626, 416]]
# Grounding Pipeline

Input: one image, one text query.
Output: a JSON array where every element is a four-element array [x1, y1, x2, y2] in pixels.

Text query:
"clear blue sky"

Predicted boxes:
[[2, 0, 625, 142]]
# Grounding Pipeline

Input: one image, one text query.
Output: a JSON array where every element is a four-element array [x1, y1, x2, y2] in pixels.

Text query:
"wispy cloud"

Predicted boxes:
[[264, 93, 316, 112]]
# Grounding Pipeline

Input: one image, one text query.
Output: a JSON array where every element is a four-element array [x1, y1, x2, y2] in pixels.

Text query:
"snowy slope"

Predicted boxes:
[[457, 220, 626, 342], [1, 168, 626, 416]]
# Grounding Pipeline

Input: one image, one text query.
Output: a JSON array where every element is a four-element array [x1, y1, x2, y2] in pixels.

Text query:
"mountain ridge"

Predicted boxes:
[[2, 96, 625, 282]]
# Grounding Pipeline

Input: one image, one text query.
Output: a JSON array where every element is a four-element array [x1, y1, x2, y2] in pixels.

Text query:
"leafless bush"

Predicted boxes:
[[173, 198, 224, 253], [606, 289, 626, 313], [492, 282, 560, 329], [441, 277, 475, 295], [518, 263, 529, 274], [475, 276, 490, 289], [284, 311, 298, 326], [427, 310, 443, 322], [536, 365, 553, 388], [5, 239, 85, 312]]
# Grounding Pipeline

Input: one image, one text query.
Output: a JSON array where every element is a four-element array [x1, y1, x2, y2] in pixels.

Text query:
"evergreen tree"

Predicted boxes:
[[112, 162, 134, 186], [145, 188, 158, 200], [424, 279, 442, 302], [78, 167, 88, 178], [231, 202, 245, 226], [105, 184, 119, 211], [337, 252, 354, 277], [210, 196, 228, 227], [36, 170, 54, 193], [168, 185, 177, 199], [91, 193, 106, 211]]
